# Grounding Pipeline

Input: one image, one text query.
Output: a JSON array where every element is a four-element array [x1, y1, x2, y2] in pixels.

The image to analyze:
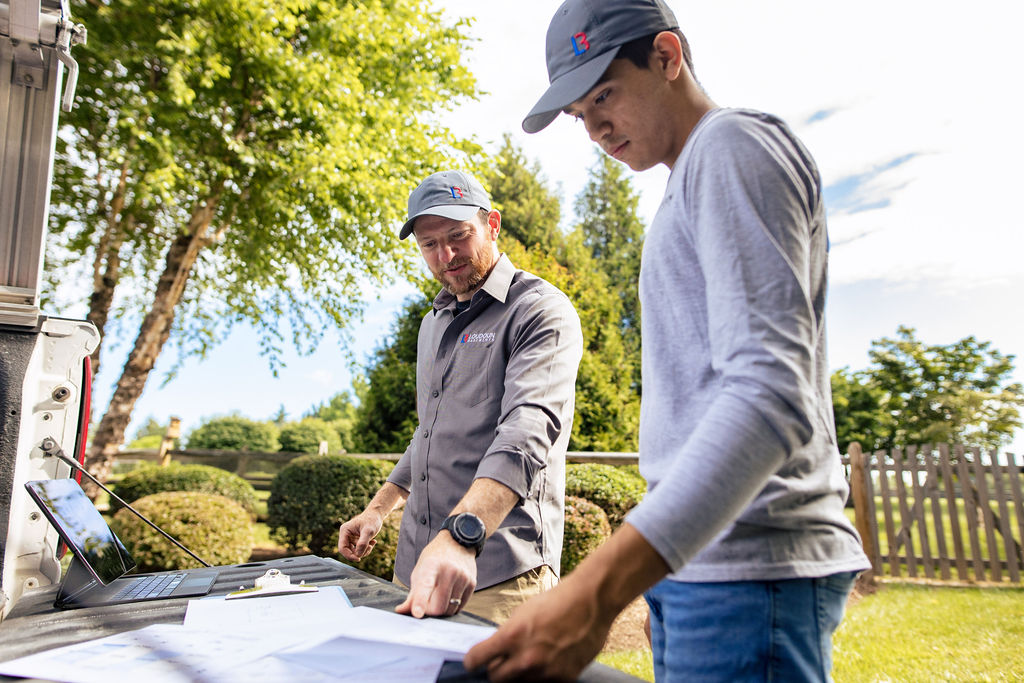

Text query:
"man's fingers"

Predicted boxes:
[[397, 571, 437, 619], [464, 630, 512, 673], [354, 526, 377, 558]]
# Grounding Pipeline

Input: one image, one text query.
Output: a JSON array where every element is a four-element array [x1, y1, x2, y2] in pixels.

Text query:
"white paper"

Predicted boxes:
[[322, 605, 495, 655], [235, 634, 449, 682], [0, 623, 297, 683], [183, 584, 352, 631], [0, 593, 492, 683]]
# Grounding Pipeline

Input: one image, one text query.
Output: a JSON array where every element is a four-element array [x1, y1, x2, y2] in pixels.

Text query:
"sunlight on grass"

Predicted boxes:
[[834, 583, 1024, 681], [597, 649, 653, 681]]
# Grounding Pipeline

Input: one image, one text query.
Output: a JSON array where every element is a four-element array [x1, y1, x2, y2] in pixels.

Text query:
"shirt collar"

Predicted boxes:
[[432, 253, 514, 312]]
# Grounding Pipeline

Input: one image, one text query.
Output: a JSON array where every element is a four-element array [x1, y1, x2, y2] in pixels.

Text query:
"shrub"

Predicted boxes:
[[111, 492, 253, 571], [278, 418, 343, 454], [565, 463, 646, 528], [561, 495, 611, 575], [127, 434, 163, 449], [267, 455, 395, 562], [185, 416, 279, 452], [112, 463, 258, 518]]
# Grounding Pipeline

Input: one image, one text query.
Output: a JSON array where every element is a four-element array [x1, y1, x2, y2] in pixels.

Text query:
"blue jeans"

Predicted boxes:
[[644, 572, 857, 682]]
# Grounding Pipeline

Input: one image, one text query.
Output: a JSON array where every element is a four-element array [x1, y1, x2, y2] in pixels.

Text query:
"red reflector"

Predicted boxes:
[[74, 355, 92, 484], [59, 354, 93, 559]]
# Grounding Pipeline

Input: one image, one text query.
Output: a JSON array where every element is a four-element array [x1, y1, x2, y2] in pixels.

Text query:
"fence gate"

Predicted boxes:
[[849, 443, 1024, 583]]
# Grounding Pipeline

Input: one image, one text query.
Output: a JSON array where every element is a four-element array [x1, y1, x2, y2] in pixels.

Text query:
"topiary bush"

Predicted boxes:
[[565, 463, 646, 528], [561, 495, 611, 575], [110, 492, 253, 571], [185, 416, 279, 452], [112, 463, 259, 518], [127, 434, 164, 450], [278, 418, 343, 454], [267, 455, 395, 563]]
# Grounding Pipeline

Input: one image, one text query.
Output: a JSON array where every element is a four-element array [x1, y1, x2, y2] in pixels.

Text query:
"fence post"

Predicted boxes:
[[158, 417, 181, 467], [849, 442, 878, 579]]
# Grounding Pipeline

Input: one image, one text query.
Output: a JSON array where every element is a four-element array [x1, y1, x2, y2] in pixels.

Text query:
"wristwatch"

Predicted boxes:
[[440, 512, 486, 557]]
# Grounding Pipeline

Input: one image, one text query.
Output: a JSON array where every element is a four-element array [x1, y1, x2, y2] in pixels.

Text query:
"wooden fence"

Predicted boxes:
[[117, 448, 640, 491], [848, 443, 1024, 584]]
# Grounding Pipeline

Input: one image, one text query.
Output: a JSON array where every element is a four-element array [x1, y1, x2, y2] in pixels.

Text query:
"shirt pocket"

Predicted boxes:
[[449, 343, 494, 407]]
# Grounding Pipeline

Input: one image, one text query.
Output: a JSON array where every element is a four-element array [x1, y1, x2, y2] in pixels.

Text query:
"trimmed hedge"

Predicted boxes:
[[561, 495, 611, 575], [111, 492, 253, 571], [266, 455, 395, 567], [186, 416, 279, 452], [565, 463, 646, 528], [112, 463, 258, 518]]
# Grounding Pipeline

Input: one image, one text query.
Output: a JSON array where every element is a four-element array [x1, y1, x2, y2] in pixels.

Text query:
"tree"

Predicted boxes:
[[867, 326, 1023, 451], [269, 406, 288, 428], [830, 367, 895, 453], [478, 134, 562, 250], [279, 418, 343, 454], [185, 415, 279, 452], [832, 326, 1024, 452], [351, 285, 433, 453], [49, 0, 479, 485], [132, 416, 166, 442], [572, 152, 645, 387], [307, 391, 360, 452]]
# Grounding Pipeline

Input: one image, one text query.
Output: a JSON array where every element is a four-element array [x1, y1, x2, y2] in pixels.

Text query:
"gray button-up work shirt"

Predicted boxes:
[[388, 254, 583, 589]]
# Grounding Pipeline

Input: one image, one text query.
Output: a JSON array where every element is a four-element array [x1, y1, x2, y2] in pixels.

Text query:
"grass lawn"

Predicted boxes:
[[834, 582, 1024, 681], [594, 582, 1024, 682]]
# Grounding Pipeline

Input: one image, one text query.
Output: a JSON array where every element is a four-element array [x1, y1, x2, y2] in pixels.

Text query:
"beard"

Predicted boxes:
[[433, 249, 495, 298]]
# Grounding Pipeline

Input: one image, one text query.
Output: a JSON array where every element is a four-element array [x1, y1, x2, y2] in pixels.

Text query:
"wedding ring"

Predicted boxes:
[[449, 598, 462, 607]]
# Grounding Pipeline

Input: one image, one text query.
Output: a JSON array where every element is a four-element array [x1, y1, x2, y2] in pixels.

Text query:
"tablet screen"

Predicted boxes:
[[24, 478, 135, 584]]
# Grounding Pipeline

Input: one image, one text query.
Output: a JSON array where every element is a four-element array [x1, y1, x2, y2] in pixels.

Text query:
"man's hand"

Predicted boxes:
[[464, 523, 669, 681], [395, 532, 476, 618], [462, 570, 613, 682], [337, 510, 384, 562]]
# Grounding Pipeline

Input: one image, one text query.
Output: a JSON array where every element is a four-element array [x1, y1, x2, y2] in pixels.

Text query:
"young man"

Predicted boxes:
[[465, 1, 869, 679], [337, 170, 583, 624]]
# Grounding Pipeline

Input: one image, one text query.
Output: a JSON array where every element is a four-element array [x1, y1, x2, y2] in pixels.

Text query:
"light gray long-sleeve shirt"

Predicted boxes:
[[389, 254, 584, 589], [625, 108, 870, 581]]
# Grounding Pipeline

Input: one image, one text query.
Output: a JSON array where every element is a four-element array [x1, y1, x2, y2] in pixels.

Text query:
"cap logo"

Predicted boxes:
[[449, 186, 465, 199], [571, 32, 590, 56]]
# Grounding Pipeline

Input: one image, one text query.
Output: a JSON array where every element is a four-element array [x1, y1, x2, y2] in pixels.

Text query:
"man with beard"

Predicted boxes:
[[338, 170, 583, 624]]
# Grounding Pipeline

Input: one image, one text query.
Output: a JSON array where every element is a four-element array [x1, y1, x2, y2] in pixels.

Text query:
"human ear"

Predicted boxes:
[[651, 31, 684, 81], [488, 210, 501, 239]]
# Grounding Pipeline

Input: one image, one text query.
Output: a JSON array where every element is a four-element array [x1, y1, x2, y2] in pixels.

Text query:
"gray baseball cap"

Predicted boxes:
[[523, 0, 679, 134], [399, 170, 492, 240]]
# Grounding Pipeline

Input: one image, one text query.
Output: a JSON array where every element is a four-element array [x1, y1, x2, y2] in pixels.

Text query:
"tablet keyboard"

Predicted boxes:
[[113, 573, 186, 600]]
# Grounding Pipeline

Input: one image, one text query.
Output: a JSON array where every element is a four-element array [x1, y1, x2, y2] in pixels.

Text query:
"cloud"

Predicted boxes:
[[305, 369, 334, 387], [825, 153, 918, 217]]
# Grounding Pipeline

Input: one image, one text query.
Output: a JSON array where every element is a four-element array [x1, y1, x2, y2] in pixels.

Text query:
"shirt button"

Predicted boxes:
[[432, 390, 439, 398], [420, 473, 426, 481], [422, 430, 429, 438], [420, 516, 427, 525]]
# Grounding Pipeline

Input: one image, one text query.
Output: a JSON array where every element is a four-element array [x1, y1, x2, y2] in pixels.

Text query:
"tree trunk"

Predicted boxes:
[[86, 153, 133, 380], [84, 191, 221, 493]]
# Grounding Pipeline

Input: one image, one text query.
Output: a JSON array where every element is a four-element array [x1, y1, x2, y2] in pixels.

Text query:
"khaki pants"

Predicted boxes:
[[395, 565, 557, 625]]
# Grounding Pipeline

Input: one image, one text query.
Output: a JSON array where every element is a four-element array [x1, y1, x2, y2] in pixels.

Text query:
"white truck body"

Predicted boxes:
[[0, 0, 96, 619]]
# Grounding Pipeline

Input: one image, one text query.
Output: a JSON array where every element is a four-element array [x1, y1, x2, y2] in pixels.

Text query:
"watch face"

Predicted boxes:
[[454, 513, 485, 543]]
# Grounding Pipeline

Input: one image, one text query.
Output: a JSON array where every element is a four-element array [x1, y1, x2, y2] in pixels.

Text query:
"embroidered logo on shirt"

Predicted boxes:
[[460, 332, 495, 344]]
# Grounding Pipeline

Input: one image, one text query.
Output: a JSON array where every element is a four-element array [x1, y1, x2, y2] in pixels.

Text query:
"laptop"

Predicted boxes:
[[24, 478, 218, 609]]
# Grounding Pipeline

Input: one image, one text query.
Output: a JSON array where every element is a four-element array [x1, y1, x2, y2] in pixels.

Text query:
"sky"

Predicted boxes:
[[79, 0, 1024, 453]]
